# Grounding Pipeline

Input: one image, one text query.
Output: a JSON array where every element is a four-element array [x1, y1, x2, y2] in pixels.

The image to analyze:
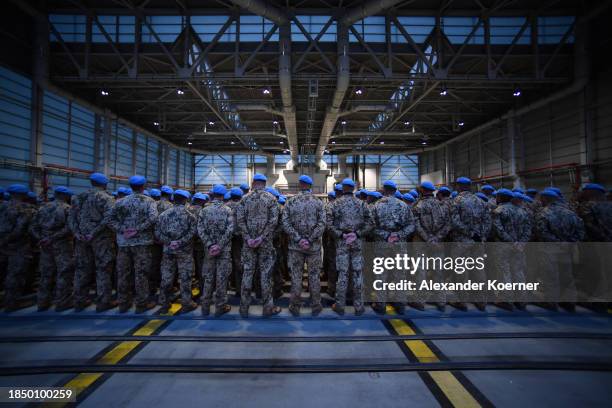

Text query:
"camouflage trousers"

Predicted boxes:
[[159, 249, 193, 307], [335, 239, 364, 310], [450, 239, 487, 303], [539, 247, 577, 302], [493, 244, 527, 302], [287, 249, 322, 309], [73, 235, 114, 306], [241, 242, 276, 311], [1, 247, 32, 307], [323, 233, 337, 295], [150, 244, 163, 296], [117, 245, 152, 308], [201, 246, 231, 309], [37, 240, 74, 307]]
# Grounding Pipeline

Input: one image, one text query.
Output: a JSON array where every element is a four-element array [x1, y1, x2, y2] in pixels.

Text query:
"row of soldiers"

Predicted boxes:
[[0, 172, 610, 315]]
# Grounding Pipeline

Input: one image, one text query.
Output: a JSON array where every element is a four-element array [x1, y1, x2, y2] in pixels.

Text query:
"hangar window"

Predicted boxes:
[[489, 17, 530, 45], [141, 15, 182, 43], [392, 17, 435, 43], [441, 16, 484, 44], [49, 14, 86, 42], [350, 16, 386, 42], [538, 16, 575, 44], [240, 15, 278, 42], [192, 15, 235, 42], [92, 15, 135, 43], [292, 15, 336, 42]]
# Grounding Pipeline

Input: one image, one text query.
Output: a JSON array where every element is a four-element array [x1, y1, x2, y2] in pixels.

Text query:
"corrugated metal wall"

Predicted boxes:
[[0, 66, 194, 196], [419, 76, 612, 195]]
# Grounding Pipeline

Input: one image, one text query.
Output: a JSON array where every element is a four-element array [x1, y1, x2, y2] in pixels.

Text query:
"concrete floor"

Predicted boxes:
[[1, 303, 611, 407]]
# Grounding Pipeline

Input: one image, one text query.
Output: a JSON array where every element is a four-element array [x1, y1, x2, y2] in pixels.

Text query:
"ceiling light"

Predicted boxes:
[[208, 121, 215, 126], [280, 141, 284, 144], [439, 88, 447, 96], [263, 88, 271, 95], [341, 120, 347, 125], [187, 141, 193, 145], [355, 88, 363, 95], [177, 89, 184, 95], [153, 121, 159, 126], [458, 121, 465, 127], [231, 141, 235, 145], [283, 149, 288, 154], [513, 88, 521, 97], [331, 141, 336, 144], [404, 121, 410, 126], [273, 120, 278, 125], [100, 90, 109, 96], [380, 141, 385, 145], [421, 140, 427, 145]]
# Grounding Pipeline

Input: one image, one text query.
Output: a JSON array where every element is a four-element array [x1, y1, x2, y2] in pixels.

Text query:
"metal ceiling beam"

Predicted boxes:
[[227, 0, 288, 25]]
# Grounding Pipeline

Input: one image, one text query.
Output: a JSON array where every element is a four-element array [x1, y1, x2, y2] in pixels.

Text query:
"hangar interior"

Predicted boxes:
[[1, 0, 612, 407]]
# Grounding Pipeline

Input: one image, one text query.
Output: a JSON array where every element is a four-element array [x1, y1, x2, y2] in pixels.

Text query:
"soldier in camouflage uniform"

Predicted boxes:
[[155, 189, 197, 314], [323, 189, 338, 297], [106, 175, 158, 313], [413, 182, 452, 311], [0, 185, 36, 311], [69, 173, 116, 312], [535, 188, 585, 311], [281, 175, 326, 316], [188, 193, 207, 297], [151, 185, 174, 296], [450, 177, 492, 311], [30, 186, 74, 311], [326, 178, 373, 315], [490, 189, 532, 310], [236, 174, 280, 317], [370, 181, 415, 314], [198, 185, 235, 316], [226, 188, 244, 295]]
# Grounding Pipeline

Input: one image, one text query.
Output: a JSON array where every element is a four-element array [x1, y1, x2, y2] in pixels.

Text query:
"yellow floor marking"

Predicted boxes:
[[48, 302, 181, 407], [387, 306, 481, 408]]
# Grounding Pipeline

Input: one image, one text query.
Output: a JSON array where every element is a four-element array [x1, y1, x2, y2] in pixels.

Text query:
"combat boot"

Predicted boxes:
[[288, 304, 300, 317], [180, 301, 197, 314], [135, 301, 156, 314], [215, 304, 231, 317], [96, 300, 118, 313], [74, 299, 92, 312], [311, 304, 323, 316]]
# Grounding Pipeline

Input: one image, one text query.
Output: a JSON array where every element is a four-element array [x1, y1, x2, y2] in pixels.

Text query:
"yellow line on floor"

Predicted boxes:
[[47, 300, 184, 407], [386, 306, 481, 408]]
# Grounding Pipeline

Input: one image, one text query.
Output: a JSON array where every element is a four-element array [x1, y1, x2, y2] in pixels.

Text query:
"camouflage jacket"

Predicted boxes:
[[106, 193, 158, 247], [198, 199, 235, 249], [187, 203, 202, 218], [535, 201, 585, 242], [326, 193, 373, 239], [156, 198, 174, 215], [450, 191, 492, 242], [225, 200, 241, 237], [69, 188, 114, 238], [491, 202, 532, 242], [0, 200, 36, 249], [371, 195, 415, 241], [30, 200, 72, 242], [281, 190, 326, 252], [155, 204, 196, 253], [236, 188, 279, 242], [413, 195, 451, 242], [577, 200, 612, 242]]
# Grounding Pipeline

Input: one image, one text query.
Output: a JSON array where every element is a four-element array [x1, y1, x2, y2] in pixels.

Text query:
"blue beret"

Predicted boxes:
[[117, 187, 127, 195], [112, 191, 118, 197], [240, 183, 250, 190], [409, 189, 419, 198], [230, 187, 243, 198], [523, 195, 534, 203], [192, 192, 207, 201], [513, 192, 524, 199], [54, 186, 73, 196], [265, 187, 280, 197], [125, 187, 133, 195], [278, 196, 286, 205], [334, 184, 342, 192], [526, 188, 538, 194], [357, 189, 368, 197], [496, 188, 513, 198], [224, 192, 232, 200], [403, 193, 415, 202], [583, 183, 606, 193], [549, 187, 562, 196], [438, 186, 451, 194], [541, 188, 559, 198], [212, 184, 227, 195], [161, 185, 173, 195], [481, 185, 495, 192], [342, 178, 355, 187], [394, 190, 402, 199], [328, 191, 336, 198], [174, 189, 191, 199], [90, 172, 109, 185], [456, 176, 471, 185], [7, 184, 28, 194], [143, 190, 150, 196], [129, 175, 146, 186], [383, 180, 397, 189], [299, 175, 313, 185], [451, 191, 458, 198], [253, 173, 267, 182], [27, 192, 37, 199], [149, 188, 161, 197], [420, 181, 435, 191], [512, 188, 524, 194], [475, 192, 488, 201]]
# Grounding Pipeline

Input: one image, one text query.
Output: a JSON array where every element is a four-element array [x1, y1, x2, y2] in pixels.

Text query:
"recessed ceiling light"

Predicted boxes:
[[100, 90, 109, 96], [440, 88, 447, 96], [177, 89, 184, 95], [341, 120, 347, 125], [153, 121, 159, 126]]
